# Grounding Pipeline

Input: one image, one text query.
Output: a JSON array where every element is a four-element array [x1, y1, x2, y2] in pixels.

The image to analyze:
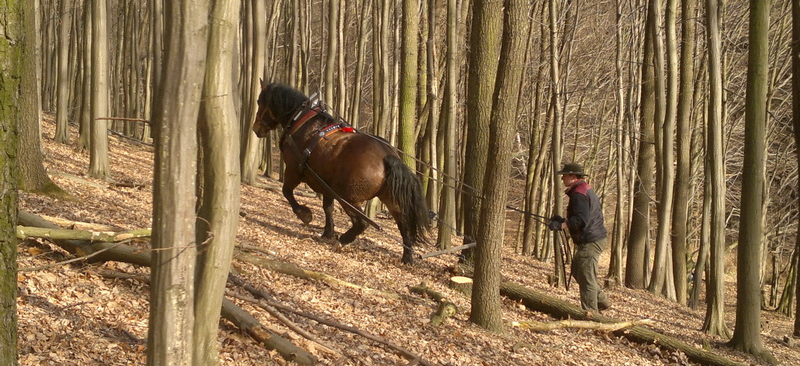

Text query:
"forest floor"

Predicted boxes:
[[16, 115, 800, 366]]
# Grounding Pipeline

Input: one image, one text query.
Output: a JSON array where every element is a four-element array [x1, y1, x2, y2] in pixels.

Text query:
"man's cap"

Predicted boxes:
[[556, 162, 587, 177]]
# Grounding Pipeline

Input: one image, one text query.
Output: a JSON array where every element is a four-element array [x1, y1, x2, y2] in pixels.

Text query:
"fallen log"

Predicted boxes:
[[17, 225, 152, 243], [497, 279, 747, 366], [512, 318, 655, 332], [18, 210, 317, 365]]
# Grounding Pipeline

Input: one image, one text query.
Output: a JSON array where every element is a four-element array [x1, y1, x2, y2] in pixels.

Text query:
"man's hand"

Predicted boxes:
[[548, 215, 564, 231]]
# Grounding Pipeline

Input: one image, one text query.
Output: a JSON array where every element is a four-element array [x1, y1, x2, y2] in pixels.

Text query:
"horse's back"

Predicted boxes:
[[301, 133, 396, 203]]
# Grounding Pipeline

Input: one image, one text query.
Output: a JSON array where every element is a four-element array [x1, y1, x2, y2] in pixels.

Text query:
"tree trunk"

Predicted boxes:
[[89, 0, 110, 180], [18, 0, 66, 197], [549, 0, 567, 288], [240, 0, 266, 185], [55, 0, 71, 144], [649, 0, 677, 301], [0, 1, 21, 362], [672, 0, 697, 306], [726, 1, 776, 363], [794, 0, 800, 337], [436, 0, 458, 250], [147, 0, 209, 364], [702, 0, 731, 339], [398, 0, 419, 167], [461, 0, 503, 261], [625, 0, 656, 290], [193, 0, 242, 363], [471, 0, 530, 333]]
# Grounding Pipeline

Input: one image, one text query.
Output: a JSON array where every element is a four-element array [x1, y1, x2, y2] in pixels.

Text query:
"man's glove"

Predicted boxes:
[[548, 215, 565, 231]]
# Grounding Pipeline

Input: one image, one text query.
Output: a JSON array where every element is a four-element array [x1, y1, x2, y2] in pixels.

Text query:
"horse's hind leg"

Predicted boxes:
[[321, 195, 336, 239], [283, 179, 312, 224], [339, 208, 368, 245]]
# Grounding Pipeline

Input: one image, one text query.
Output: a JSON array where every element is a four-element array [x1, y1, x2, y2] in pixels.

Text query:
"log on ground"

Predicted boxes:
[[498, 280, 746, 366]]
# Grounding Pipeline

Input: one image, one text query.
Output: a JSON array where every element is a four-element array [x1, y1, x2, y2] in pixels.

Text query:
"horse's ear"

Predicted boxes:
[[260, 78, 266, 89]]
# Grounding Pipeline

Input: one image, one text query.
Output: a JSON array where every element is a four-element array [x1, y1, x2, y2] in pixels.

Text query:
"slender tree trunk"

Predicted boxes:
[[471, 0, 530, 333], [398, 0, 419, 167], [549, 0, 566, 288], [240, 0, 266, 185], [726, 2, 776, 363], [55, 0, 71, 143], [671, 0, 697, 306], [626, 0, 656, 290], [462, 0, 502, 260], [78, 3, 92, 150], [702, 0, 731, 339], [436, 0, 458, 250], [89, 0, 110, 180], [793, 0, 800, 338], [610, 0, 627, 284], [147, 0, 209, 364], [0, 1, 22, 362], [193, 0, 242, 364]]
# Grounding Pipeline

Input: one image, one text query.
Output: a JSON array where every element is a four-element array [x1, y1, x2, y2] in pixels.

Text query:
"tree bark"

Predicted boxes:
[[626, 0, 656, 290], [702, 0, 731, 339], [0, 1, 22, 361], [398, 0, 419, 167], [471, 0, 531, 333], [193, 0, 243, 363], [461, 0, 503, 261], [727, 1, 777, 363], [55, 0, 71, 144], [147, 0, 209, 363], [672, 0, 697, 306], [89, 0, 110, 180], [793, 0, 800, 338]]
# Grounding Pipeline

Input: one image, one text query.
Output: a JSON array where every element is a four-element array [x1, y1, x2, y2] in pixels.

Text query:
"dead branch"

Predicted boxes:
[[420, 242, 476, 259], [229, 292, 435, 366], [512, 319, 655, 332], [234, 251, 402, 300]]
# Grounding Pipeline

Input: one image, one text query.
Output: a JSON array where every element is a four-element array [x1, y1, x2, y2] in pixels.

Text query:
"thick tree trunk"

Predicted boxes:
[[0, 2, 22, 362], [194, 0, 243, 363], [726, 1, 777, 363], [471, 0, 531, 333]]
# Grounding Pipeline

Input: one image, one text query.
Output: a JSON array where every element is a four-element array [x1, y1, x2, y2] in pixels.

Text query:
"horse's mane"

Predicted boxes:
[[262, 83, 309, 120]]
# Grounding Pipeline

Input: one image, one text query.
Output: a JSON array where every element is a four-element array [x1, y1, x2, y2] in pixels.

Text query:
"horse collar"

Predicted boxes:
[[287, 107, 322, 134]]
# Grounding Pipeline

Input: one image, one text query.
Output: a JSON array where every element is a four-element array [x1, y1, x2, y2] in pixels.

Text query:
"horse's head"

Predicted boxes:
[[253, 81, 280, 137], [253, 81, 309, 138]]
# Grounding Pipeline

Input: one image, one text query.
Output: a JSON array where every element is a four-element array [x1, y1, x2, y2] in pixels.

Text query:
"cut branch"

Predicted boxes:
[[513, 319, 655, 332], [17, 225, 152, 242]]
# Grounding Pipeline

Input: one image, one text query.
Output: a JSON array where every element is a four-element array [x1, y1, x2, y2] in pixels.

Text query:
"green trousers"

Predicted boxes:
[[571, 238, 610, 312]]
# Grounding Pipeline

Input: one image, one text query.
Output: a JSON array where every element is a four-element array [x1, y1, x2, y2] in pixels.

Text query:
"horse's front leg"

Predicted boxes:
[[321, 195, 336, 239], [283, 178, 312, 224]]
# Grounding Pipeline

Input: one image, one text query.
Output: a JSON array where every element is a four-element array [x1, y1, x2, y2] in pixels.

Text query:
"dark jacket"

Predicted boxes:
[[565, 180, 607, 244]]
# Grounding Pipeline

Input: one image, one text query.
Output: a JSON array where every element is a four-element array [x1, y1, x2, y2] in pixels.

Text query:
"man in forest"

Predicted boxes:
[[549, 163, 611, 313]]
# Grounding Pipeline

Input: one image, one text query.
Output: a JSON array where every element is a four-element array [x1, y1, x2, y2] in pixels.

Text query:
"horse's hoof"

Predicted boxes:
[[321, 231, 338, 242], [295, 206, 312, 224]]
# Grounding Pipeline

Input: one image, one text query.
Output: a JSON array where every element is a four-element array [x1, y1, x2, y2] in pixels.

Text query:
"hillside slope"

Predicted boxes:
[[17, 118, 798, 365]]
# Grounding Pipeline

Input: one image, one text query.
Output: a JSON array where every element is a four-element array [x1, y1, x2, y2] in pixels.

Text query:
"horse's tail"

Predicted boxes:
[[383, 155, 431, 244]]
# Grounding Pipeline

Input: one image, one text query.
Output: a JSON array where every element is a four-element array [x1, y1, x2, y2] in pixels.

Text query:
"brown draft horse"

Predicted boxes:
[[253, 82, 431, 264]]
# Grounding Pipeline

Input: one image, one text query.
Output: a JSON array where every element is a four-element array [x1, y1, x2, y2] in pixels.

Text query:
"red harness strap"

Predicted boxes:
[[287, 108, 321, 134]]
